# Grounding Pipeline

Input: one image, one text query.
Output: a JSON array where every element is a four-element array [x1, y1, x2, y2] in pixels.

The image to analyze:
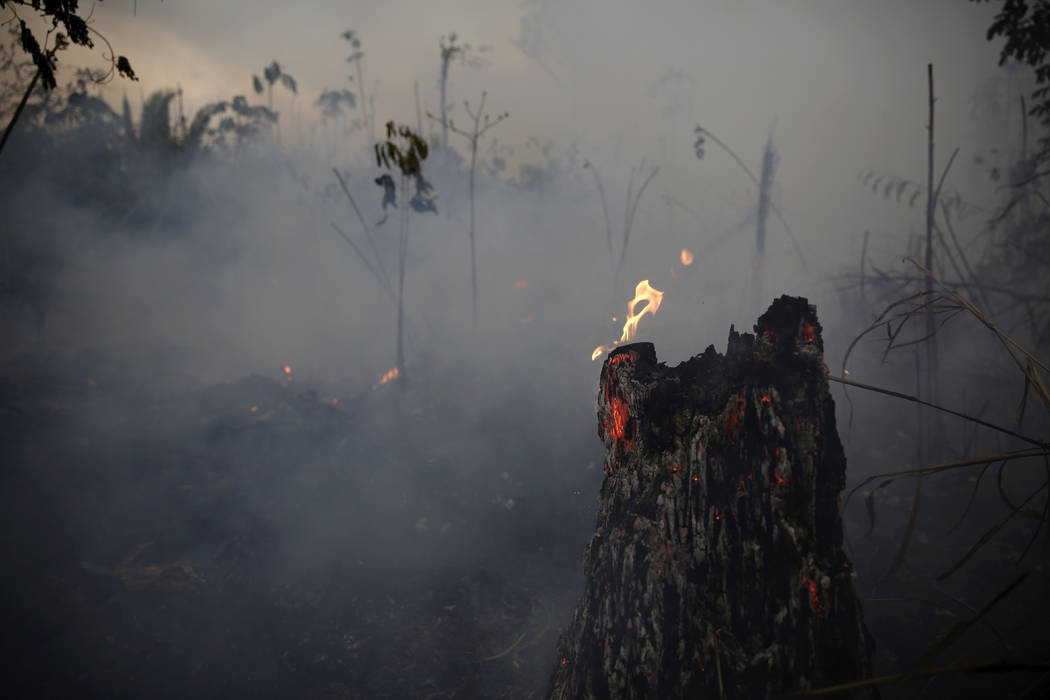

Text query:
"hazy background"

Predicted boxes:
[[8, 0, 1030, 374], [2, 0, 1047, 697]]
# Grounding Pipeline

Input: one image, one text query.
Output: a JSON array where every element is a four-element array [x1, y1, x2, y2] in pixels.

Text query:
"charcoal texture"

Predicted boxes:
[[550, 296, 875, 699]]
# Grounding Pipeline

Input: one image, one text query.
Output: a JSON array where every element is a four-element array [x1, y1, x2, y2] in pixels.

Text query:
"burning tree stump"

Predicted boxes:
[[550, 296, 875, 699]]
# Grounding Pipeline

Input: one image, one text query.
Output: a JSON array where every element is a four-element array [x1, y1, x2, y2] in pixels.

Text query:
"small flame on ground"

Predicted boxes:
[[591, 280, 664, 361], [372, 367, 400, 390], [514, 280, 529, 289], [681, 248, 694, 266]]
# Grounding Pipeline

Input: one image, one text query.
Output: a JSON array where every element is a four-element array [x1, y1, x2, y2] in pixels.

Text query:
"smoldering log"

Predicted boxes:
[[550, 296, 875, 699]]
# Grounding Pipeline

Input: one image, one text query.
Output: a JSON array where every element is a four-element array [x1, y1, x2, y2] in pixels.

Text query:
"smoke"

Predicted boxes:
[[2, 1, 1047, 697]]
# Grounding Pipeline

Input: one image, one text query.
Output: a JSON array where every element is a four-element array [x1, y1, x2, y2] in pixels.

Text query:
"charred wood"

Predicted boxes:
[[550, 296, 875, 699]]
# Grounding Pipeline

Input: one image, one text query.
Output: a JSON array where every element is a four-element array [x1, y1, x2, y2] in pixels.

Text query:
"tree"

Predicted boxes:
[[427, 91, 508, 326], [973, 0, 1050, 164], [252, 60, 296, 111], [0, 0, 136, 90], [435, 33, 489, 150], [0, 0, 136, 157], [340, 29, 374, 140], [374, 122, 436, 382]]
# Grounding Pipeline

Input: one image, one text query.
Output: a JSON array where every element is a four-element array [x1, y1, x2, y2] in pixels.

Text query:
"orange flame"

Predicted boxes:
[[591, 280, 664, 360], [619, 280, 664, 343], [681, 248, 694, 266], [372, 366, 400, 390]]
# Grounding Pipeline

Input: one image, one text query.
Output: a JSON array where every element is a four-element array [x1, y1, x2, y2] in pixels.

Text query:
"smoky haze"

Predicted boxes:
[[2, 1, 1048, 698]]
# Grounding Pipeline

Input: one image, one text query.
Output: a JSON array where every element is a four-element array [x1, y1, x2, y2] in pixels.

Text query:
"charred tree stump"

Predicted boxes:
[[550, 296, 875, 699]]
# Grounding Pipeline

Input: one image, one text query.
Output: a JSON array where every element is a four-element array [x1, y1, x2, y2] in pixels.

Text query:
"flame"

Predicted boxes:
[[514, 280, 529, 289], [372, 366, 400, 390], [591, 345, 614, 362], [249, 405, 258, 413], [590, 280, 664, 361], [681, 248, 694, 266], [619, 280, 664, 343], [284, 365, 292, 375]]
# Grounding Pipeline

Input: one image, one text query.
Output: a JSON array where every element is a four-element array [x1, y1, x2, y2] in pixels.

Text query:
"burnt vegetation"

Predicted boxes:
[[1, 3, 1049, 699]]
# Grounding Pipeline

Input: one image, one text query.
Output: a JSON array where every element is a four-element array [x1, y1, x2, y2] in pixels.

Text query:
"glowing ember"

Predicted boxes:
[[514, 280, 529, 289], [372, 366, 400, 390], [283, 365, 292, 375], [802, 576, 826, 617], [591, 280, 665, 360], [680, 248, 694, 266], [724, 396, 746, 437], [607, 396, 629, 441]]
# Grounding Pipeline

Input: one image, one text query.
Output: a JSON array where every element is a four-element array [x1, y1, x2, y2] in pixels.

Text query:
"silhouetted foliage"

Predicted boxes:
[[340, 29, 374, 138], [0, 0, 136, 90], [374, 173, 396, 209], [974, 0, 1050, 162], [857, 168, 982, 218], [316, 88, 356, 121], [253, 60, 296, 110], [373, 122, 434, 378]]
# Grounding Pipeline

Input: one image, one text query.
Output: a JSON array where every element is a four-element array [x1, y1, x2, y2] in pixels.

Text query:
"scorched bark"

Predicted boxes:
[[550, 296, 875, 699]]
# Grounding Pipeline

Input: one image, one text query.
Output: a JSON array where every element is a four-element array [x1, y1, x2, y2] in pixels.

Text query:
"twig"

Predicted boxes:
[[828, 374, 1048, 449], [789, 659, 1050, 696], [695, 125, 808, 271], [329, 222, 394, 300], [0, 65, 39, 157], [332, 168, 391, 291], [615, 163, 659, 284], [478, 631, 527, 662], [586, 161, 614, 266]]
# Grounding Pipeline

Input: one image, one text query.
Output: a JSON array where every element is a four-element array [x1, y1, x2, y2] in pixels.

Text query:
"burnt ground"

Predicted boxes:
[[2, 346, 1048, 699], [0, 349, 603, 699]]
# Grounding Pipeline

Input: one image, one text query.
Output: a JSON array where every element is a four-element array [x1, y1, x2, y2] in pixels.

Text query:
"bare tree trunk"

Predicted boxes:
[[439, 61, 450, 150], [469, 138, 478, 327], [396, 174, 408, 382], [924, 63, 940, 461], [550, 296, 875, 699]]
